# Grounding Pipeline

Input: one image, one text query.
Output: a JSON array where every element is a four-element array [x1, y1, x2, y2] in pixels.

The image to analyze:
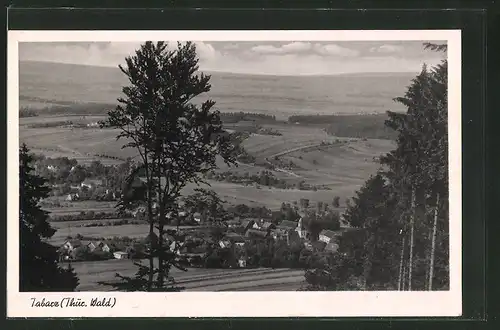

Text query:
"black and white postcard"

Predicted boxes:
[[8, 30, 461, 317]]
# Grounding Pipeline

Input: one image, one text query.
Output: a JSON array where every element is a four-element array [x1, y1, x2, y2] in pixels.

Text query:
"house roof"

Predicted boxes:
[[319, 230, 340, 239], [183, 252, 206, 258], [313, 241, 327, 251], [277, 220, 298, 230], [226, 233, 245, 243], [226, 219, 241, 225], [261, 222, 276, 230], [65, 239, 83, 247], [82, 179, 103, 185], [245, 229, 268, 238], [241, 219, 256, 227]]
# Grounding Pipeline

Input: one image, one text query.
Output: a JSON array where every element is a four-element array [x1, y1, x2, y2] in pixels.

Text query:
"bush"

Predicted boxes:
[[19, 108, 39, 117], [204, 254, 223, 268], [332, 196, 340, 208]]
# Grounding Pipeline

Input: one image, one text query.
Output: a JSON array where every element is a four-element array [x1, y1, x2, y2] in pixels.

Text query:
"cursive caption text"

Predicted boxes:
[[30, 297, 117, 308]]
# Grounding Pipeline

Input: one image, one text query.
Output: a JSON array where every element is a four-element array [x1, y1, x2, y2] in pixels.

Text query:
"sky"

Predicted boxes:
[[19, 41, 446, 76]]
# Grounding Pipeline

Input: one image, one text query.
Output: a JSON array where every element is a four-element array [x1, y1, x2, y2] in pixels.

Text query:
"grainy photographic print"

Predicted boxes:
[[8, 30, 462, 318]]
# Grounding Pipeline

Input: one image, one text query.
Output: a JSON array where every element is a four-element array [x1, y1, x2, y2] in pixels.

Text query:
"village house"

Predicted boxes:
[[271, 220, 298, 240], [193, 212, 203, 224], [219, 239, 232, 249], [270, 229, 284, 240], [60, 239, 84, 253], [245, 228, 269, 240], [259, 221, 276, 234], [47, 165, 58, 172], [94, 241, 112, 253], [226, 232, 246, 247], [295, 217, 308, 239], [113, 251, 129, 259], [318, 229, 339, 245], [250, 218, 264, 229], [132, 206, 146, 218], [65, 193, 79, 201], [238, 257, 247, 268], [104, 189, 118, 200], [276, 220, 299, 232], [304, 240, 327, 252], [80, 179, 103, 190], [240, 219, 256, 233], [86, 241, 97, 252], [226, 219, 242, 229]]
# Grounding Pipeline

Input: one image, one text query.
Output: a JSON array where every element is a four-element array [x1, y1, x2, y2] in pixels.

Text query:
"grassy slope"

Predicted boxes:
[[23, 123, 394, 210]]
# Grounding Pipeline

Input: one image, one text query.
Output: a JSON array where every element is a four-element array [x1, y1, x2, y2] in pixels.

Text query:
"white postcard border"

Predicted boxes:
[[7, 29, 462, 318]]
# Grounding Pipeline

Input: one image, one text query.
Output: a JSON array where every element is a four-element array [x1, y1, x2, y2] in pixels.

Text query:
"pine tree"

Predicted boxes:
[[380, 43, 448, 290], [19, 144, 79, 291], [99, 41, 237, 291], [306, 43, 449, 291]]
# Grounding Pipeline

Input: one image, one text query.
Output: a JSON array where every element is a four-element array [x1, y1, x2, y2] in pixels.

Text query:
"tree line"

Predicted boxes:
[[288, 113, 398, 140], [304, 43, 449, 291]]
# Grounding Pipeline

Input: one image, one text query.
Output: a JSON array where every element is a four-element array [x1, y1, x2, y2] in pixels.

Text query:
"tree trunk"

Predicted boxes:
[[424, 229, 432, 289], [408, 185, 416, 291], [398, 235, 406, 291], [402, 260, 407, 291], [428, 192, 440, 291], [362, 234, 376, 290], [157, 217, 165, 288], [143, 158, 155, 291]]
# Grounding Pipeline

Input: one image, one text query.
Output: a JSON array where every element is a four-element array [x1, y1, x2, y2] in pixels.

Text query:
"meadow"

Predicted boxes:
[[69, 259, 305, 291], [49, 224, 151, 246], [42, 199, 117, 215]]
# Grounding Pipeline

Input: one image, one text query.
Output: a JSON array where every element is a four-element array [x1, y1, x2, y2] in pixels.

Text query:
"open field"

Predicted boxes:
[[48, 221, 149, 246], [43, 200, 117, 215], [241, 124, 339, 158], [48, 224, 151, 245], [23, 123, 394, 210], [19, 114, 107, 127], [68, 259, 305, 291], [20, 126, 136, 164], [283, 139, 394, 186], [183, 181, 352, 210], [22, 120, 394, 210], [49, 218, 139, 229]]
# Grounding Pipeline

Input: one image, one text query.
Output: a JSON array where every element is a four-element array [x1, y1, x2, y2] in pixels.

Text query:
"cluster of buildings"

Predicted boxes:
[[227, 217, 341, 252], [58, 239, 125, 261], [58, 214, 345, 264]]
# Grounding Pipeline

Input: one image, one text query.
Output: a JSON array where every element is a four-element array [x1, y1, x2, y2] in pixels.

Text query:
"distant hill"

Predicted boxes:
[[19, 61, 413, 119]]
